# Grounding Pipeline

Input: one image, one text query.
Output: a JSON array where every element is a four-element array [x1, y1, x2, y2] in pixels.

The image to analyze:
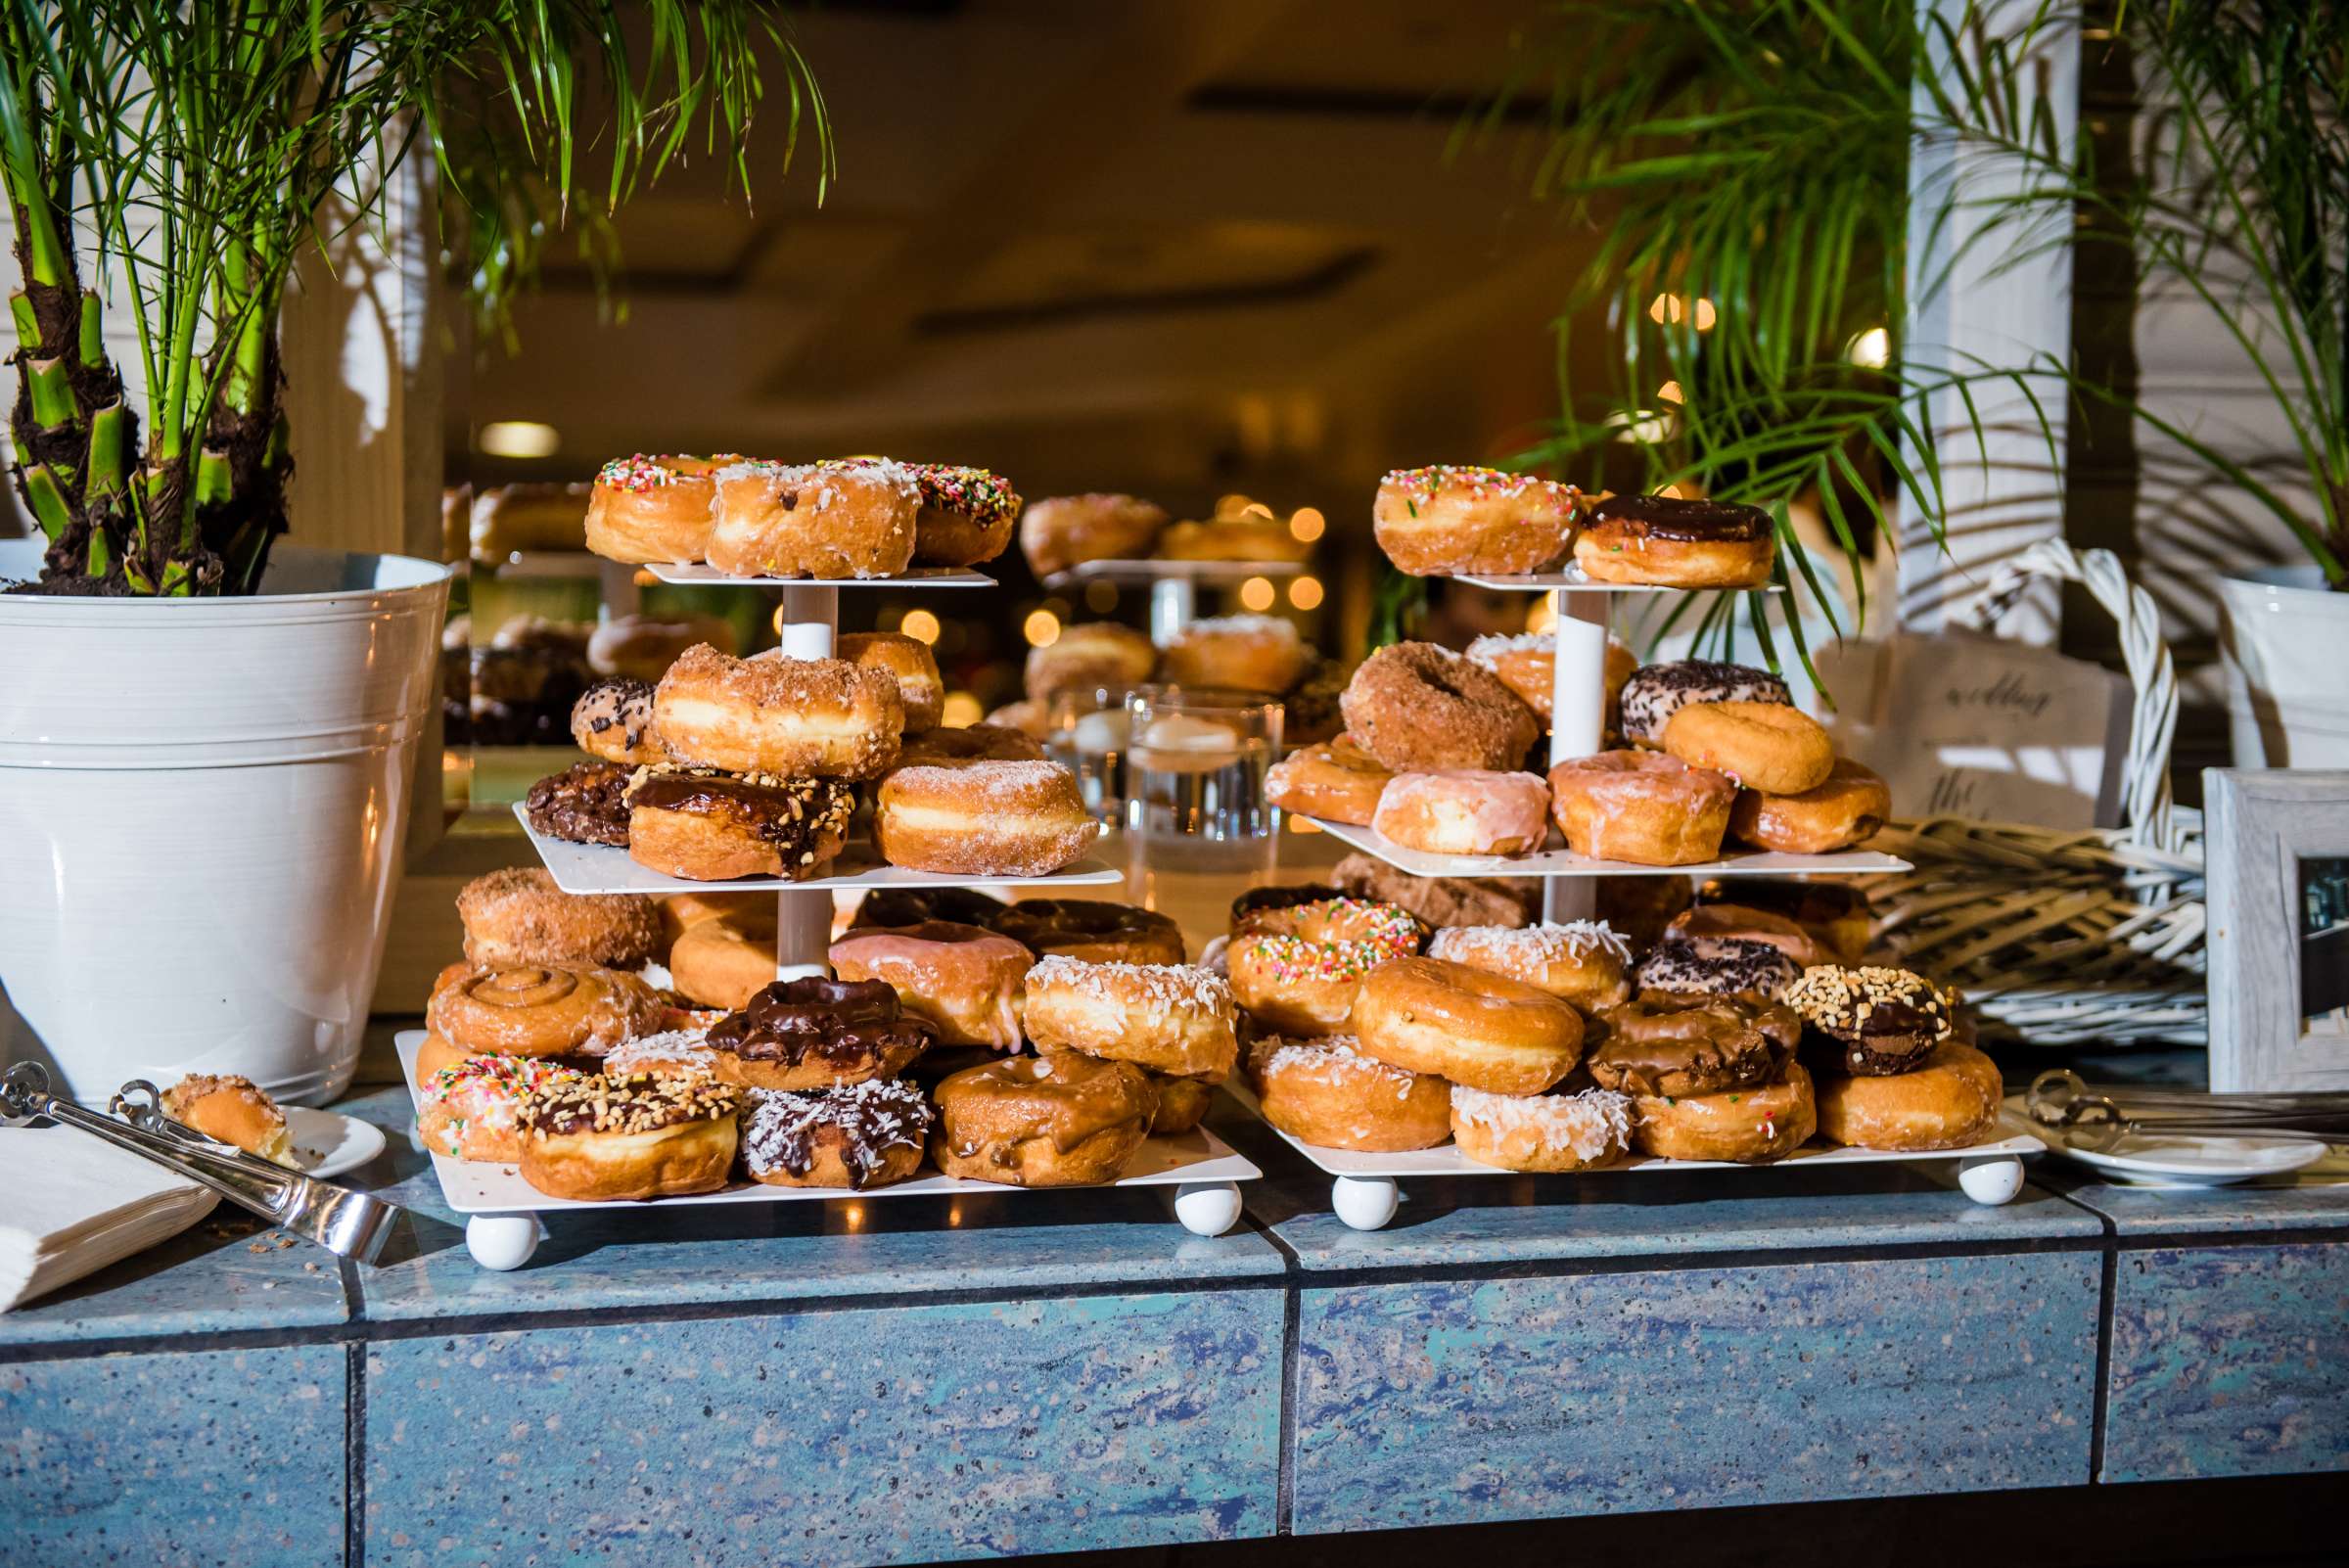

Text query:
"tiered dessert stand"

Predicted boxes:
[[1040, 559, 1304, 642], [412, 566, 1260, 1269], [1283, 567, 2035, 1229]]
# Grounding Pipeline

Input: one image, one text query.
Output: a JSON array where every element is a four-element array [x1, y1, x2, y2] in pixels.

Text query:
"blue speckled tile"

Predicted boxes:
[[0, 1211, 351, 1348], [334, 1087, 1280, 1319], [367, 1290, 1280, 1565], [2059, 1176, 2349, 1236], [2103, 1243, 2349, 1481], [0, 1343, 345, 1567], [1291, 1253, 2099, 1532]]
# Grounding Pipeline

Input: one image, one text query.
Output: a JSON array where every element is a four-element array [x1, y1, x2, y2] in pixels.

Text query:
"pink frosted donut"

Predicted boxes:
[[1371, 769, 1551, 856]]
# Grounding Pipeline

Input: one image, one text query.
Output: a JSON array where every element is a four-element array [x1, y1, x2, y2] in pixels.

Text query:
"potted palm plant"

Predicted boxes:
[[0, 2, 825, 1102]]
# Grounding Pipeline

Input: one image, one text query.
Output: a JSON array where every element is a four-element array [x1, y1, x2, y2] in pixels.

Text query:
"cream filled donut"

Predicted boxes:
[[1371, 769, 1551, 856], [652, 644, 904, 780], [708, 458, 919, 579], [872, 760, 1098, 878], [1373, 465, 1584, 576], [835, 631, 944, 733]]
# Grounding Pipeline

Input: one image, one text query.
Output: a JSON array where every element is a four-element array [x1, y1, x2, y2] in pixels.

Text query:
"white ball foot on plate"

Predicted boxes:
[[466, 1213, 546, 1269], [405, 1118, 430, 1156], [1958, 1155, 2026, 1207], [1332, 1175, 1400, 1231], [1173, 1179, 1242, 1237]]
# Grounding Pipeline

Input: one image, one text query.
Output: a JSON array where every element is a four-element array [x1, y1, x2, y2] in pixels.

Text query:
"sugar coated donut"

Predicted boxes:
[[707, 977, 935, 1090], [458, 868, 663, 970], [1634, 935, 1800, 1000], [1586, 992, 1801, 1097], [1618, 660, 1793, 748], [742, 1080, 937, 1188], [835, 631, 944, 732], [654, 644, 904, 780], [1227, 897, 1424, 1037], [1159, 516, 1311, 563], [1267, 734, 1393, 825], [517, 1071, 741, 1200], [427, 961, 667, 1060], [1813, 1040, 2003, 1151], [1340, 642, 1541, 771], [1372, 769, 1551, 856], [1157, 614, 1310, 695], [990, 899, 1186, 965], [419, 1055, 592, 1163], [1730, 758, 1890, 853], [1661, 700, 1834, 795], [1024, 621, 1158, 704], [1351, 955, 1585, 1095], [931, 1054, 1158, 1186], [571, 676, 668, 765], [1451, 1081, 1635, 1172], [898, 723, 1047, 765], [1373, 465, 1584, 576], [829, 920, 1036, 1050], [1547, 750, 1736, 865], [1426, 920, 1633, 1012], [624, 767, 857, 882], [707, 458, 918, 579], [1574, 493, 1776, 589], [1019, 493, 1170, 577], [1023, 955, 1238, 1080], [849, 459, 1020, 568], [1782, 964, 1955, 1075], [1246, 1034, 1451, 1151], [1630, 1059, 1816, 1163], [583, 453, 735, 565], [873, 760, 1098, 877]]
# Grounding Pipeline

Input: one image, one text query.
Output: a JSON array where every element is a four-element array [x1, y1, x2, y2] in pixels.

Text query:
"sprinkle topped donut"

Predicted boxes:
[[1381, 465, 1581, 505], [831, 459, 1023, 567], [1227, 896, 1425, 1037], [1374, 467, 1585, 576]]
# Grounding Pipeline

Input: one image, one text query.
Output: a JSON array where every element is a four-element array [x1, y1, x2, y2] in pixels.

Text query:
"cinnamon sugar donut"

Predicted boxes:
[[872, 761, 1098, 877], [1547, 750, 1736, 865], [1023, 955, 1238, 1081], [707, 458, 919, 579], [1267, 734, 1392, 825], [1371, 769, 1551, 856], [1373, 465, 1584, 576], [1729, 759, 1891, 853], [1575, 493, 1776, 589], [1451, 1082, 1635, 1172], [1339, 642, 1541, 772], [1662, 700, 1834, 796], [653, 644, 903, 780], [835, 631, 944, 732], [1350, 956, 1584, 1095], [1226, 897, 1424, 1037], [932, 1054, 1157, 1186], [1157, 615, 1310, 695], [457, 868, 663, 970], [426, 961, 666, 1060], [583, 453, 735, 565], [1426, 920, 1633, 1012], [829, 920, 1036, 1050], [1247, 1034, 1451, 1152], [1018, 493, 1169, 577]]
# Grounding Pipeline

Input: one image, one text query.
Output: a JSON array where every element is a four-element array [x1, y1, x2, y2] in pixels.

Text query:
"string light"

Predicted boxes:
[[898, 608, 941, 644], [1288, 576, 1324, 611], [1239, 576, 1275, 612], [941, 692, 983, 727], [1024, 609, 1061, 647], [1288, 507, 1325, 542]]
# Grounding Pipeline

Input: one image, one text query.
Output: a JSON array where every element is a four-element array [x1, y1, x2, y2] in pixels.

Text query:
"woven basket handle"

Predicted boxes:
[[1952, 539, 2181, 853]]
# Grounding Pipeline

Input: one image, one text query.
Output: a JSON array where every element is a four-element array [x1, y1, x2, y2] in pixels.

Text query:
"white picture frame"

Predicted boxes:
[[2206, 768, 2349, 1090]]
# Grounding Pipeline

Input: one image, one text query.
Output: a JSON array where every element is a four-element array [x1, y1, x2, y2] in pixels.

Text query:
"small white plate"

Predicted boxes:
[[285, 1106, 388, 1178], [2003, 1098, 2330, 1186]]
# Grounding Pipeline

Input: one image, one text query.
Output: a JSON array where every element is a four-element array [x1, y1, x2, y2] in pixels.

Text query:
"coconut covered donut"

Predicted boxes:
[[1451, 1081, 1635, 1172], [1246, 1034, 1451, 1151], [742, 1079, 938, 1189], [1575, 493, 1776, 589], [583, 453, 736, 565], [1426, 920, 1633, 1012], [1339, 642, 1541, 772], [1351, 955, 1585, 1095], [653, 644, 904, 780], [1662, 700, 1835, 796], [1812, 1040, 2003, 1151], [872, 760, 1098, 877], [1018, 493, 1170, 577], [707, 458, 920, 579], [1373, 465, 1585, 576], [1023, 955, 1238, 1081], [834, 631, 944, 733], [1157, 614, 1310, 695], [1371, 769, 1551, 856], [1548, 750, 1737, 865], [457, 868, 664, 970], [1226, 897, 1425, 1038], [1267, 734, 1393, 826]]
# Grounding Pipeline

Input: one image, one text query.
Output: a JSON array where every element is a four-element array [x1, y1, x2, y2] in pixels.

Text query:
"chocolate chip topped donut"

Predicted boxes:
[[706, 977, 936, 1090], [1586, 993, 1800, 1097], [1782, 965, 1954, 1076], [570, 675, 664, 764], [1617, 659, 1793, 747], [1635, 935, 1802, 1000], [526, 760, 634, 847]]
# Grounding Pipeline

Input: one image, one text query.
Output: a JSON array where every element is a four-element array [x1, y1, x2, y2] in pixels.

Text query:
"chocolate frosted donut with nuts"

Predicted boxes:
[[742, 1080, 937, 1189], [1635, 935, 1802, 1001], [623, 766, 856, 883], [1782, 964, 1955, 1076], [1618, 660, 1792, 748], [1586, 992, 1800, 1097], [706, 977, 936, 1090], [526, 760, 634, 847], [571, 676, 666, 765]]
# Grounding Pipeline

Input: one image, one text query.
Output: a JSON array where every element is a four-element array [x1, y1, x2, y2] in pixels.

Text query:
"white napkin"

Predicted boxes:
[[0, 1124, 219, 1312]]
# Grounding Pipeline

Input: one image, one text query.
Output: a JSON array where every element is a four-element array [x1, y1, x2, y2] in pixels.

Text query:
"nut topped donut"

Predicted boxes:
[[1339, 642, 1541, 772], [517, 1070, 742, 1201], [526, 759, 634, 848], [583, 453, 736, 565], [1574, 493, 1776, 589], [707, 458, 920, 579], [1426, 920, 1633, 1012], [873, 760, 1098, 878], [1226, 896, 1425, 1037], [931, 1053, 1159, 1186], [1781, 965, 1955, 1075], [1019, 493, 1170, 577], [1585, 992, 1800, 1097], [653, 644, 904, 780], [457, 868, 663, 970], [1351, 955, 1585, 1095], [742, 1080, 937, 1189], [1373, 465, 1584, 576], [990, 899, 1186, 965], [1024, 954, 1238, 1081], [706, 977, 936, 1090], [1618, 660, 1793, 748]]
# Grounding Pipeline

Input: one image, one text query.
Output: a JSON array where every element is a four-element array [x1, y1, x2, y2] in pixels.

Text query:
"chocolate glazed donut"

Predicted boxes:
[[1576, 493, 1778, 589], [1585, 993, 1801, 1097], [1589, 493, 1773, 541], [706, 977, 936, 1089]]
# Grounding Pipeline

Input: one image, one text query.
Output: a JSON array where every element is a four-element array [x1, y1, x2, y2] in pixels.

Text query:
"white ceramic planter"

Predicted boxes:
[[2219, 565, 2349, 769], [0, 540, 450, 1104]]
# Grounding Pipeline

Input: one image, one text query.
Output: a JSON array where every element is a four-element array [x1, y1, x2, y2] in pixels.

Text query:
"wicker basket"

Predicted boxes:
[[1865, 540, 2207, 1046]]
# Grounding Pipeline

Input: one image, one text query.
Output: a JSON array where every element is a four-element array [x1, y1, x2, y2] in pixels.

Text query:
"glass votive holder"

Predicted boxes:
[[1046, 683, 1136, 824], [1124, 684, 1284, 862]]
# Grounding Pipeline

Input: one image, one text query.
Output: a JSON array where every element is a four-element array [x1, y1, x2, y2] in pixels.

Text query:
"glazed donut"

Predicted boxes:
[[1157, 615, 1310, 695], [426, 961, 667, 1060], [1158, 516, 1311, 563], [1330, 851, 1539, 930], [1618, 660, 1793, 748], [854, 886, 1011, 932], [1147, 1073, 1215, 1135], [707, 458, 918, 579], [853, 460, 1021, 568], [1267, 734, 1392, 825], [1246, 1034, 1451, 1152], [1024, 622, 1157, 704], [1695, 878, 1872, 965], [668, 906, 779, 1011], [1426, 921, 1633, 1012], [1781, 964, 1956, 1076], [1372, 465, 1584, 576], [932, 1053, 1159, 1185], [582, 454, 733, 565], [898, 723, 1046, 765], [830, 920, 1036, 1050], [571, 676, 668, 765], [1018, 493, 1169, 577], [835, 631, 944, 732], [706, 978, 936, 1090], [1574, 493, 1776, 589], [473, 482, 591, 561], [602, 1028, 723, 1082], [1351, 956, 1584, 1095], [1466, 631, 1639, 730], [457, 868, 663, 970], [1371, 769, 1551, 856], [991, 899, 1186, 965], [1023, 955, 1238, 1081], [588, 614, 737, 683], [525, 760, 633, 848], [873, 761, 1098, 877], [1630, 1060, 1816, 1163], [1813, 1040, 2003, 1151], [1662, 701, 1834, 796], [516, 1071, 741, 1200], [742, 1079, 937, 1188], [1339, 642, 1541, 772], [1730, 759, 1891, 853], [985, 697, 1052, 741], [624, 767, 857, 882], [653, 644, 903, 780], [1634, 935, 1800, 1000], [418, 1055, 591, 1163], [1667, 902, 1839, 969], [1451, 1082, 1635, 1172], [1586, 992, 1801, 1096], [1547, 751, 1736, 865], [1226, 897, 1424, 1038]]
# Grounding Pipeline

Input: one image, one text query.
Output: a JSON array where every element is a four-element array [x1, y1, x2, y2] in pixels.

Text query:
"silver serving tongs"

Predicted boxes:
[[1, 1061, 398, 1263], [2027, 1069, 2349, 1155]]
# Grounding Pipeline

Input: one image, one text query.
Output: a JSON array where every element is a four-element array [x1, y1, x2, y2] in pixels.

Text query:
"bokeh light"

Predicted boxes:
[[899, 608, 942, 644], [1289, 507, 1325, 542], [1024, 609, 1062, 647], [941, 691, 983, 727], [1288, 576, 1324, 610], [1239, 576, 1275, 612]]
